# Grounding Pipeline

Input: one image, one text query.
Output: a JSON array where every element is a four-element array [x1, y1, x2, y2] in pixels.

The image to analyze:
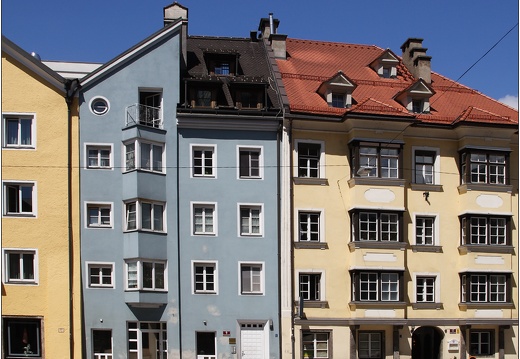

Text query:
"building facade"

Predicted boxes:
[[1, 36, 82, 358], [78, 16, 183, 358], [262, 18, 519, 359]]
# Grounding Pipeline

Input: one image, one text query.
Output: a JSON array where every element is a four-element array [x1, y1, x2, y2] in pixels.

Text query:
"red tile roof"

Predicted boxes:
[[276, 38, 518, 125]]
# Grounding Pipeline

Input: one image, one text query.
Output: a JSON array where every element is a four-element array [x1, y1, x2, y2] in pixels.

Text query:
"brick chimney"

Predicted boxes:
[[164, 2, 188, 67], [258, 14, 287, 60], [400, 38, 432, 83]]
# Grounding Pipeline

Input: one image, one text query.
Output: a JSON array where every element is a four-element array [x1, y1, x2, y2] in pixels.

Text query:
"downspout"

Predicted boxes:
[[288, 117, 295, 359], [176, 117, 183, 359], [65, 78, 80, 359], [276, 119, 282, 359]]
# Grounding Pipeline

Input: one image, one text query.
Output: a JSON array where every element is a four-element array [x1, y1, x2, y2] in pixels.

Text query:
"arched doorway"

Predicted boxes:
[[412, 326, 444, 359]]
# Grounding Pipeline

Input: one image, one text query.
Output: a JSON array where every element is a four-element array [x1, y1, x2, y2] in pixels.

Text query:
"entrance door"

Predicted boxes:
[[240, 323, 266, 359], [412, 326, 443, 359]]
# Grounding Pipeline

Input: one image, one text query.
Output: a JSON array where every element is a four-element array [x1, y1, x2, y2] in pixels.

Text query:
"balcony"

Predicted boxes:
[[126, 104, 162, 129], [94, 354, 112, 359]]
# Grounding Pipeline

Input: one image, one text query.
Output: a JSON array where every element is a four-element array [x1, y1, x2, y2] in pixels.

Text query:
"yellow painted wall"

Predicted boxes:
[[2, 53, 82, 358]]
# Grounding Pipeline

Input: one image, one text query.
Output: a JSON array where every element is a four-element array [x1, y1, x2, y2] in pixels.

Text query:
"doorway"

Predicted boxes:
[[411, 326, 444, 359]]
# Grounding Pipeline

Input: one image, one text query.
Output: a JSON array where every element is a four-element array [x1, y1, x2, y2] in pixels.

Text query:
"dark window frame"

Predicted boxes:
[[349, 141, 403, 179], [358, 330, 385, 359], [460, 272, 511, 304], [460, 214, 511, 246], [469, 329, 495, 356], [460, 149, 509, 185], [350, 209, 403, 243], [301, 330, 332, 359], [351, 270, 404, 302], [297, 142, 321, 178], [299, 273, 322, 301], [4, 317, 42, 357]]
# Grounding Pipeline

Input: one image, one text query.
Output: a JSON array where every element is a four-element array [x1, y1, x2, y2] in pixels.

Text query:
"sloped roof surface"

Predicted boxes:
[[276, 38, 517, 125]]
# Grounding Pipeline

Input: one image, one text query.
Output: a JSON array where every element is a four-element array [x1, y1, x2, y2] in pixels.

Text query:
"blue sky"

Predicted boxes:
[[2, 0, 518, 107]]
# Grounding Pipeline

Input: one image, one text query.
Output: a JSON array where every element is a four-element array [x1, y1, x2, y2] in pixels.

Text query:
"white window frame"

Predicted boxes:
[[238, 261, 264, 295], [125, 259, 167, 291], [191, 202, 217, 236], [412, 146, 440, 185], [358, 331, 383, 359], [296, 269, 326, 301], [84, 143, 114, 170], [2, 113, 36, 149], [294, 140, 326, 179], [128, 321, 167, 359], [413, 213, 440, 246], [2, 180, 37, 217], [237, 203, 264, 237], [124, 199, 166, 233], [237, 145, 263, 179], [3, 248, 38, 284], [412, 272, 440, 303], [85, 202, 113, 228], [301, 331, 331, 359], [86, 262, 115, 288], [190, 144, 217, 178], [123, 139, 165, 173], [192, 260, 218, 294], [296, 209, 325, 242]]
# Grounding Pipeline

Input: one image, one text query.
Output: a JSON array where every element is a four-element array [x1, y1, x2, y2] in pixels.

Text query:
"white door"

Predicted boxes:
[[240, 323, 266, 359]]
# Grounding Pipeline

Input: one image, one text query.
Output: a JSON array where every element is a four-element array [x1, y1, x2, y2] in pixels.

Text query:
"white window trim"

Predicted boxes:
[[2, 112, 36, 149], [85, 261, 115, 289], [412, 272, 441, 303], [122, 139, 165, 174], [236, 145, 264, 180], [296, 269, 326, 301], [2, 180, 37, 217], [84, 142, 114, 170], [295, 208, 325, 242], [84, 201, 113, 229], [238, 261, 265, 296], [124, 258, 168, 291], [412, 146, 440, 184], [237, 203, 264, 237], [191, 260, 219, 295], [190, 143, 217, 179], [89, 96, 110, 116], [191, 201, 218, 236], [412, 212, 440, 246], [2, 248, 39, 285], [294, 139, 326, 179], [123, 199, 167, 233]]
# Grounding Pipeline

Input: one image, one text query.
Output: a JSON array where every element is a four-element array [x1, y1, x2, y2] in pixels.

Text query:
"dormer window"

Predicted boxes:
[[412, 99, 424, 114], [206, 53, 237, 76], [370, 49, 399, 79], [394, 79, 435, 115], [317, 71, 357, 109], [233, 85, 265, 110], [215, 62, 230, 75], [196, 90, 212, 107]]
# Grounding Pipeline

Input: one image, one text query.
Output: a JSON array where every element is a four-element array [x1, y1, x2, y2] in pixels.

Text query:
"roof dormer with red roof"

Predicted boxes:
[[317, 71, 357, 109]]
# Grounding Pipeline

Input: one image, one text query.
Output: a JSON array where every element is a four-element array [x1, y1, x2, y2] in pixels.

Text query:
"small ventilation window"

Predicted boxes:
[[90, 97, 109, 115]]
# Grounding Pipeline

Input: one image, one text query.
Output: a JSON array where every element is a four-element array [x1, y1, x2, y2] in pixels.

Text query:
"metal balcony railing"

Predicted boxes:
[[126, 104, 162, 129], [94, 353, 112, 359]]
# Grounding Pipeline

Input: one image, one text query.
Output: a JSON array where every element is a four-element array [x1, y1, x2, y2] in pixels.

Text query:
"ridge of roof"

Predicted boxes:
[[287, 37, 384, 51]]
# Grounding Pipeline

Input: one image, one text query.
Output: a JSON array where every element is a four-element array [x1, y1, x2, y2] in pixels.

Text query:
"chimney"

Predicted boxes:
[[400, 38, 432, 83], [258, 14, 287, 60], [164, 3, 188, 67]]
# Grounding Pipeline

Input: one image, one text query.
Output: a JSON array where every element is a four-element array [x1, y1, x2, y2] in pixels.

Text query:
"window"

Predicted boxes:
[[414, 150, 436, 184], [350, 141, 402, 179], [128, 322, 167, 359], [192, 145, 215, 177], [126, 260, 166, 291], [351, 271, 403, 302], [461, 215, 510, 246], [87, 263, 114, 288], [196, 332, 216, 359], [193, 262, 217, 294], [302, 331, 330, 359], [86, 203, 112, 228], [299, 273, 321, 301], [195, 89, 212, 107], [236, 89, 263, 109], [238, 147, 262, 179], [358, 331, 383, 359], [415, 216, 434, 245], [124, 200, 165, 232], [90, 97, 110, 115], [86, 145, 112, 169], [215, 61, 230, 75], [192, 203, 216, 235], [412, 99, 425, 113], [124, 140, 164, 173], [3, 115, 34, 148], [93, 330, 112, 359], [331, 93, 345, 108], [137, 90, 162, 128], [4, 318, 41, 357], [416, 276, 435, 303], [460, 149, 509, 185], [297, 142, 322, 178], [351, 210, 402, 242], [469, 330, 494, 356], [240, 263, 263, 295], [3, 182, 35, 216], [4, 249, 37, 284], [299, 212, 321, 242], [461, 273, 510, 303], [239, 205, 262, 236]]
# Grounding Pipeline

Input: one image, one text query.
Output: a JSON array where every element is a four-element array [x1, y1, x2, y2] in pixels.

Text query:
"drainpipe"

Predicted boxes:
[[65, 78, 80, 359]]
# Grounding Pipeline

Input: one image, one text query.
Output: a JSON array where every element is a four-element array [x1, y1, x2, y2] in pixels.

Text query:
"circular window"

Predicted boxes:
[[90, 97, 109, 115]]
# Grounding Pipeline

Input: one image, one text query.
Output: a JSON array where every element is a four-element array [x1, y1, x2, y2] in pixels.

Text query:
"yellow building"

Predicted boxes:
[[263, 16, 519, 359], [2, 36, 81, 358]]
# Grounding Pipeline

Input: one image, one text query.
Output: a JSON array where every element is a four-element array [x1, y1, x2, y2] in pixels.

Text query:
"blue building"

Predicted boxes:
[[78, 7, 184, 358]]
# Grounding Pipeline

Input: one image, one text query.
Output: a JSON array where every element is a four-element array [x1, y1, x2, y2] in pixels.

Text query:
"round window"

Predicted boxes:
[[90, 97, 109, 115]]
